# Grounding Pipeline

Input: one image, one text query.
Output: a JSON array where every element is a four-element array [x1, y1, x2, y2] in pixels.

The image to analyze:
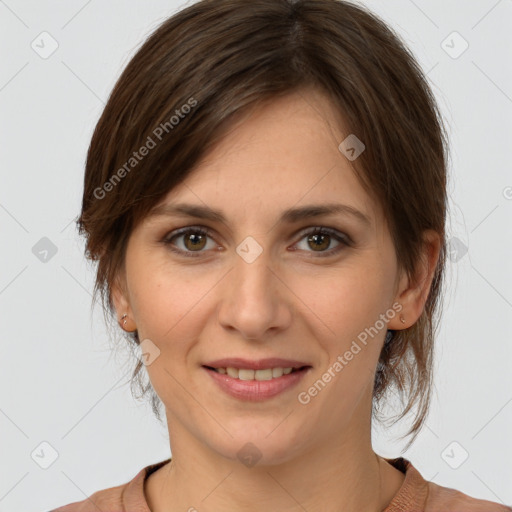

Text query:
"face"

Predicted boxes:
[[112, 89, 417, 466]]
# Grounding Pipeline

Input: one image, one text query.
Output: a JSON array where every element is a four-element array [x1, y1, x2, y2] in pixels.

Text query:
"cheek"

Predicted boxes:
[[128, 261, 213, 341], [126, 267, 222, 405], [129, 270, 211, 404], [295, 264, 391, 403], [295, 263, 390, 341]]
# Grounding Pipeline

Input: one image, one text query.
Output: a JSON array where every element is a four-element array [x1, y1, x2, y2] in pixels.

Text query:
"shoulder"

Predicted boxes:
[[49, 481, 129, 512], [425, 481, 512, 512], [48, 459, 171, 512], [383, 457, 512, 512]]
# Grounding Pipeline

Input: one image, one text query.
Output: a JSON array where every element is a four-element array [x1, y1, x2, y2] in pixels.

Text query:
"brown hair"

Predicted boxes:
[[77, 0, 450, 450]]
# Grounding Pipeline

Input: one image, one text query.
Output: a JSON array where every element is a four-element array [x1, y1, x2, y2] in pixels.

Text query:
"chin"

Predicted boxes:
[[211, 426, 307, 468]]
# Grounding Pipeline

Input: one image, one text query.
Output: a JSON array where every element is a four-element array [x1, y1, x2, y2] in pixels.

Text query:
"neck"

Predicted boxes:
[[145, 396, 405, 512]]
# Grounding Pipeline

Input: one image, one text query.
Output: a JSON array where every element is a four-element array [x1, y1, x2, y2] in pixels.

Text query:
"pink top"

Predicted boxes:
[[50, 456, 511, 511]]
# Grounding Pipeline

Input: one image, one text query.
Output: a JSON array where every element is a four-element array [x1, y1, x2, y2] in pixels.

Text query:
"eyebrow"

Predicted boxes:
[[148, 202, 372, 227]]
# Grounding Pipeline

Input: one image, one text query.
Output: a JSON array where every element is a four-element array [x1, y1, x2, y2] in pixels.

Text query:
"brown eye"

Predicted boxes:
[[163, 227, 217, 257], [183, 232, 207, 251], [294, 227, 350, 257], [307, 232, 331, 251]]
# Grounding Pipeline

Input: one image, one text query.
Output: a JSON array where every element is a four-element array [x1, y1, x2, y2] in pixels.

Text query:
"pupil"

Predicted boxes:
[[187, 233, 205, 250], [309, 233, 329, 250]]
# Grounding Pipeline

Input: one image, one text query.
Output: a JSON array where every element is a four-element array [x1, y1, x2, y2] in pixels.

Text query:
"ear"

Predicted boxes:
[[389, 229, 442, 330], [111, 272, 136, 331]]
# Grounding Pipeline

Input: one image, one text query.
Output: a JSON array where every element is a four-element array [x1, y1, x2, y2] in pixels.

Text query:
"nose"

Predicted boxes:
[[216, 250, 292, 341]]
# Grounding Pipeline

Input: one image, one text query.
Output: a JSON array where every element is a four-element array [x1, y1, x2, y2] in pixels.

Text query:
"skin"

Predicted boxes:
[[112, 88, 441, 512]]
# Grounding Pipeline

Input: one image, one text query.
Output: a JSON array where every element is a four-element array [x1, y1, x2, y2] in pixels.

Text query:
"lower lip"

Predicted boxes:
[[203, 366, 311, 401]]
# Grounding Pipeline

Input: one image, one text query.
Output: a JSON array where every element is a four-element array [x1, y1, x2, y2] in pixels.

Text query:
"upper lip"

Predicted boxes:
[[202, 358, 311, 370]]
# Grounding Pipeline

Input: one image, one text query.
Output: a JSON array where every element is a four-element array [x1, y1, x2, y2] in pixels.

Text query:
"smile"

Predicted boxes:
[[203, 365, 312, 401], [207, 366, 304, 380]]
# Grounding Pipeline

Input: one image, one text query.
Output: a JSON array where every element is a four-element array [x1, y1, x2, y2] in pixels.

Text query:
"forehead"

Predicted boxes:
[[147, 90, 382, 230]]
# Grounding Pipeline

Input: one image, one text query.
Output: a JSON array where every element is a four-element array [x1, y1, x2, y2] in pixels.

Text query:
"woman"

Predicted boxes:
[[51, 0, 511, 510]]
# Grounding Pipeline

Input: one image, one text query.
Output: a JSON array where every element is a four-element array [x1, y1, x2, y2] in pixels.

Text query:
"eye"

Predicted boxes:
[[162, 225, 351, 258], [162, 226, 219, 257], [292, 226, 351, 257]]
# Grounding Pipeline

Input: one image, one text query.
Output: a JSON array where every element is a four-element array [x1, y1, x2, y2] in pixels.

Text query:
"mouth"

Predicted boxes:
[[201, 361, 312, 401], [202, 365, 310, 381]]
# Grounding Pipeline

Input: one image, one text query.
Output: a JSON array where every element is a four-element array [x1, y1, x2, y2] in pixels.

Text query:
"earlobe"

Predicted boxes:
[[111, 276, 137, 332], [390, 229, 441, 330]]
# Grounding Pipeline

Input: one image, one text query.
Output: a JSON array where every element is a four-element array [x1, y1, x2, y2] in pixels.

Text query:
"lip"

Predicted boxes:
[[202, 357, 310, 370], [203, 364, 312, 401]]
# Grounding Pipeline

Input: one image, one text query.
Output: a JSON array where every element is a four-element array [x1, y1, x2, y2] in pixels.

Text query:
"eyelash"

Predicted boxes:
[[161, 225, 352, 258]]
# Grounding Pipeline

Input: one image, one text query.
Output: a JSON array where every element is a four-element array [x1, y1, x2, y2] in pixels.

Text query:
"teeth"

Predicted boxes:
[[226, 367, 238, 378], [272, 367, 283, 378], [214, 366, 297, 380]]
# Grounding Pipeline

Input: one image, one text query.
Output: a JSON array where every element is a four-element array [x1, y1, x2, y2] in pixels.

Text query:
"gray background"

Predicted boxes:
[[1, 0, 511, 510]]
